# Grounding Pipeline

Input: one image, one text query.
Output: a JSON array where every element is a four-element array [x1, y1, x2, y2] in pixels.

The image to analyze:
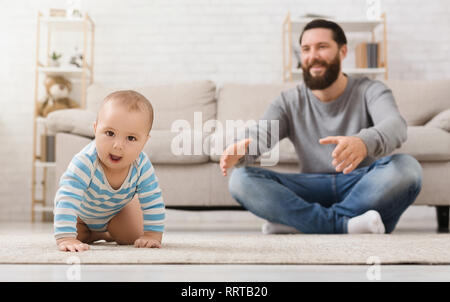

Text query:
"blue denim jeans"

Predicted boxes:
[[228, 154, 422, 234]]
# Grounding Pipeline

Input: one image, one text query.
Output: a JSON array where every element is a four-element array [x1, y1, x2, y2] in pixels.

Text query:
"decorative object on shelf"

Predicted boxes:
[[67, 0, 83, 19], [37, 76, 79, 117], [49, 8, 66, 17], [366, 0, 381, 20], [48, 51, 62, 67], [69, 47, 84, 68]]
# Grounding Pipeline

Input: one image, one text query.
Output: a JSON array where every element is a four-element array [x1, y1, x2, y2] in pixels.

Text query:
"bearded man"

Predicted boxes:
[[220, 19, 422, 234]]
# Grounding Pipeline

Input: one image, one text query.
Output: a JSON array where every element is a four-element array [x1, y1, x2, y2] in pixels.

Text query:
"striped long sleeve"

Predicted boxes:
[[136, 153, 165, 233], [53, 149, 94, 240]]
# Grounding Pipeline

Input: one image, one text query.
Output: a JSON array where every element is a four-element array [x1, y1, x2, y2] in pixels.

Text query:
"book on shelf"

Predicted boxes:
[[293, 45, 302, 68], [40, 135, 55, 162], [355, 42, 381, 68]]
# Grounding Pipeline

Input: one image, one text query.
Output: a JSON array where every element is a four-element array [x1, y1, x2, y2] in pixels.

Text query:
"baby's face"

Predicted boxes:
[[94, 101, 150, 172]]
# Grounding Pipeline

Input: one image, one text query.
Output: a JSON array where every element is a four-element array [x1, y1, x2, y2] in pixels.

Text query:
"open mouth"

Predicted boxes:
[[310, 63, 326, 70], [309, 65, 326, 76], [109, 154, 123, 163]]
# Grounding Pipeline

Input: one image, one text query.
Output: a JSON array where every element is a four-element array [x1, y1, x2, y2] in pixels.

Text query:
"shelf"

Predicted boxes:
[[32, 11, 95, 223], [38, 65, 92, 78], [292, 67, 386, 76], [34, 160, 56, 168], [36, 117, 47, 125], [34, 204, 54, 213], [41, 16, 94, 31], [290, 18, 383, 33]]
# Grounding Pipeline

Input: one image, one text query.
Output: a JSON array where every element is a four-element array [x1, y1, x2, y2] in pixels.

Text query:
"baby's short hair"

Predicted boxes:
[[101, 90, 154, 132]]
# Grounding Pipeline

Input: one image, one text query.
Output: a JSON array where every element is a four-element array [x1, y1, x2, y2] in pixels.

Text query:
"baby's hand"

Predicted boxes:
[[57, 238, 90, 252], [134, 236, 162, 248]]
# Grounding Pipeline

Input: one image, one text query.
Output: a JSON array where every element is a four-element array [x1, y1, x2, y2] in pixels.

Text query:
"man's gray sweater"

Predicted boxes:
[[241, 75, 407, 174]]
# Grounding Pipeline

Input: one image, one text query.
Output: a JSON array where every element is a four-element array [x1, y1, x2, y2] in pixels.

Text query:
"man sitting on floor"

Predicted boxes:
[[220, 19, 422, 235]]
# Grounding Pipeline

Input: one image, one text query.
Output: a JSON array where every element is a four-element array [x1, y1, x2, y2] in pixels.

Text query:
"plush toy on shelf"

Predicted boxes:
[[69, 47, 84, 68], [37, 75, 80, 117]]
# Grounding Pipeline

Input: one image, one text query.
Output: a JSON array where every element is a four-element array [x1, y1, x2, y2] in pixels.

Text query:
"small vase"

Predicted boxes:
[[49, 60, 60, 67]]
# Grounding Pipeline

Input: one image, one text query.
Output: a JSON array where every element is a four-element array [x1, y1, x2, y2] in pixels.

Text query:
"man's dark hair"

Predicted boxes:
[[299, 19, 347, 47]]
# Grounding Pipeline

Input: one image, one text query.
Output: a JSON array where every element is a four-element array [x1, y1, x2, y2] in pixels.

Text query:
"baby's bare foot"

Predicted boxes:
[[90, 231, 114, 243], [101, 231, 115, 242]]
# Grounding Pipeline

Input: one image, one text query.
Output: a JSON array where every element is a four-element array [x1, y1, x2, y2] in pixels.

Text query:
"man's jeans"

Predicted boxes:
[[228, 154, 422, 234]]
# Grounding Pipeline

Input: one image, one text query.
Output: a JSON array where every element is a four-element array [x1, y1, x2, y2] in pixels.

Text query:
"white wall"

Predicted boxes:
[[0, 0, 449, 221]]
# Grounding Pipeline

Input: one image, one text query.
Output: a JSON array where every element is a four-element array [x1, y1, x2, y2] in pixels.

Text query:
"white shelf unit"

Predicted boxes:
[[34, 204, 55, 214], [282, 13, 388, 82], [38, 66, 92, 78], [34, 160, 57, 168], [31, 11, 95, 222]]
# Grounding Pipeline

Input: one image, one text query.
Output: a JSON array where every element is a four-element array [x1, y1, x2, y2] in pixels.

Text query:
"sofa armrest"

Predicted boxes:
[[46, 108, 96, 138], [425, 109, 450, 132]]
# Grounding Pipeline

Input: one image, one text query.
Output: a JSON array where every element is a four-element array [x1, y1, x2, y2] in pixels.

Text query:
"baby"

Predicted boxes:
[[53, 90, 165, 252]]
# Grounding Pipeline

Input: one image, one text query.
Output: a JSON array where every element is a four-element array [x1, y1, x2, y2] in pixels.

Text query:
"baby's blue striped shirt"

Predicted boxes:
[[53, 141, 165, 240]]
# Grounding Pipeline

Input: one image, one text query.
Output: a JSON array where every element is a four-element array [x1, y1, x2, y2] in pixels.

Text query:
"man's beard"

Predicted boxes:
[[302, 53, 341, 90]]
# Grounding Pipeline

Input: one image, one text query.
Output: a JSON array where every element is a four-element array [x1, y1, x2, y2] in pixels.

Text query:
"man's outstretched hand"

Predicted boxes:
[[220, 138, 252, 176], [319, 136, 368, 174]]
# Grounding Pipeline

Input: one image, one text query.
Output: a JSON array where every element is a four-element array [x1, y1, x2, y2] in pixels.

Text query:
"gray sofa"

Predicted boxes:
[[46, 79, 450, 232]]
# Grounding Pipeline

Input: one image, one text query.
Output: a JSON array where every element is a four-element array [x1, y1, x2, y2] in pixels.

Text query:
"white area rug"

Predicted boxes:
[[2, 232, 450, 265]]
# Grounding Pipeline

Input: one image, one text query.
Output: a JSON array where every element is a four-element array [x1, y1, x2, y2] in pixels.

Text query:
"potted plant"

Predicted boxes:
[[49, 51, 62, 67]]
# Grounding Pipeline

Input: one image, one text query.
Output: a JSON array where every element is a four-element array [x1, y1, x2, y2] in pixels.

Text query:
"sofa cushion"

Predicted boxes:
[[210, 126, 450, 164], [393, 126, 450, 161], [143, 130, 210, 164], [86, 81, 217, 131], [384, 79, 450, 126], [213, 83, 299, 165], [48, 111, 211, 164], [425, 109, 450, 132], [46, 109, 96, 138], [216, 83, 298, 126], [209, 131, 298, 165]]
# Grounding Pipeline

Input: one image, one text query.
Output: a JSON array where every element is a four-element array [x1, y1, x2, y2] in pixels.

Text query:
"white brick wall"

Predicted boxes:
[[0, 0, 449, 221]]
